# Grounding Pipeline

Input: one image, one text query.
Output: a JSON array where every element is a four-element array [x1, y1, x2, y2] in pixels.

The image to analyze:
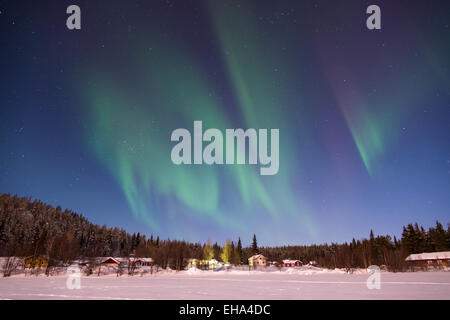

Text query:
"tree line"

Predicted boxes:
[[1, 194, 449, 274]]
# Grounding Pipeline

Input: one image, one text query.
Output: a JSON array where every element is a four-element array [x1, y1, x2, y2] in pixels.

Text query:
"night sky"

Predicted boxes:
[[1, 0, 449, 246]]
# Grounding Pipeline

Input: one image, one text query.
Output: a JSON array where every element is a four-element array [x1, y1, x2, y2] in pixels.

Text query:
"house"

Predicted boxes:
[[188, 258, 200, 268], [188, 259, 220, 270], [207, 259, 220, 269], [24, 255, 48, 269], [248, 254, 267, 267], [100, 257, 121, 268], [282, 259, 303, 267], [129, 257, 153, 267], [405, 251, 450, 267]]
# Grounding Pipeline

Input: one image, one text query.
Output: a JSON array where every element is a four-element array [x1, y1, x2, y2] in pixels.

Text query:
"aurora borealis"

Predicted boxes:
[[1, 1, 449, 245]]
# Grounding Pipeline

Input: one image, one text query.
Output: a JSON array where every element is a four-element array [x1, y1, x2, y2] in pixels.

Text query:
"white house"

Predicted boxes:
[[405, 251, 450, 266]]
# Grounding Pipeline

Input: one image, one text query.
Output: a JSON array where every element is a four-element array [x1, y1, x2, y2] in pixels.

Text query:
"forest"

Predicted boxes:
[[1, 193, 449, 273]]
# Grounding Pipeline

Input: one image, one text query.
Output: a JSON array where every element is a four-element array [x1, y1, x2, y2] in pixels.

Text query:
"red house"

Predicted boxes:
[[282, 259, 303, 267], [100, 257, 121, 267]]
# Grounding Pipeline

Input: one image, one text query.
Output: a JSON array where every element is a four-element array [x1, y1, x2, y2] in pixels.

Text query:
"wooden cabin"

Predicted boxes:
[[405, 251, 450, 267], [100, 257, 121, 268], [129, 257, 153, 267], [248, 254, 267, 267], [282, 259, 303, 267]]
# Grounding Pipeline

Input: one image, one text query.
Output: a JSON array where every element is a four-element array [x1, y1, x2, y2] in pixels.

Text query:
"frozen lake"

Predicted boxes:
[[1, 270, 449, 300]]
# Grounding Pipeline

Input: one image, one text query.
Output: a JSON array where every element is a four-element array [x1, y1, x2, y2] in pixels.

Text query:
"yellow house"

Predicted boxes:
[[248, 254, 267, 267], [188, 259, 219, 270], [24, 256, 48, 269]]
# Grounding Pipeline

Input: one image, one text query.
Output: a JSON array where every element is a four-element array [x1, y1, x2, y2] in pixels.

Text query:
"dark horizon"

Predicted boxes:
[[2, 192, 448, 249]]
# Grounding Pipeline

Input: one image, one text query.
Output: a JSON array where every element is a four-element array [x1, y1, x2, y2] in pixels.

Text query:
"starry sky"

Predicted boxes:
[[1, 0, 449, 246]]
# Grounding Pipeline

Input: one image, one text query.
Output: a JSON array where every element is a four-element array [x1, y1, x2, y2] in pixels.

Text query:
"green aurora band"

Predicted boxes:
[[81, 11, 316, 239], [80, 1, 437, 239]]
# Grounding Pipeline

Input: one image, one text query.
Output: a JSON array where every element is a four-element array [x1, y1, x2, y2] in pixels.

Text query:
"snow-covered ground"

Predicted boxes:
[[1, 267, 449, 300]]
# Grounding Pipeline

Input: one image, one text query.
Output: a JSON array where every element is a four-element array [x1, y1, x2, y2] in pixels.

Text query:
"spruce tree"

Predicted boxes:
[[252, 234, 258, 254], [237, 237, 243, 265], [429, 221, 448, 251], [230, 241, 236, 265]]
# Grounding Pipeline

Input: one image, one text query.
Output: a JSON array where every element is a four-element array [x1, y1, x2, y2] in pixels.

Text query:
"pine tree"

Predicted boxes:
[[237, 237, 243, 265], [429, 221, 448, 251], [230, 241, 236, 265], [414, 223, 426, 253], [213, 242, 220, 260], [252, 234, 258, 254], [136, 232, 141, 248], [131, 233, 136, 252], [402, 224, 416, 253]]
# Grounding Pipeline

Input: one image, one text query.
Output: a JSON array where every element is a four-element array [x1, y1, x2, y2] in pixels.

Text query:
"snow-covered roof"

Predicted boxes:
[[132, 258, 153, 262], [405, 251, 450, 261], [101, 257, 121, 264], [77, 257, 129, 264], [248, 254, 266, 260], [282, 259, 302, 264]]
